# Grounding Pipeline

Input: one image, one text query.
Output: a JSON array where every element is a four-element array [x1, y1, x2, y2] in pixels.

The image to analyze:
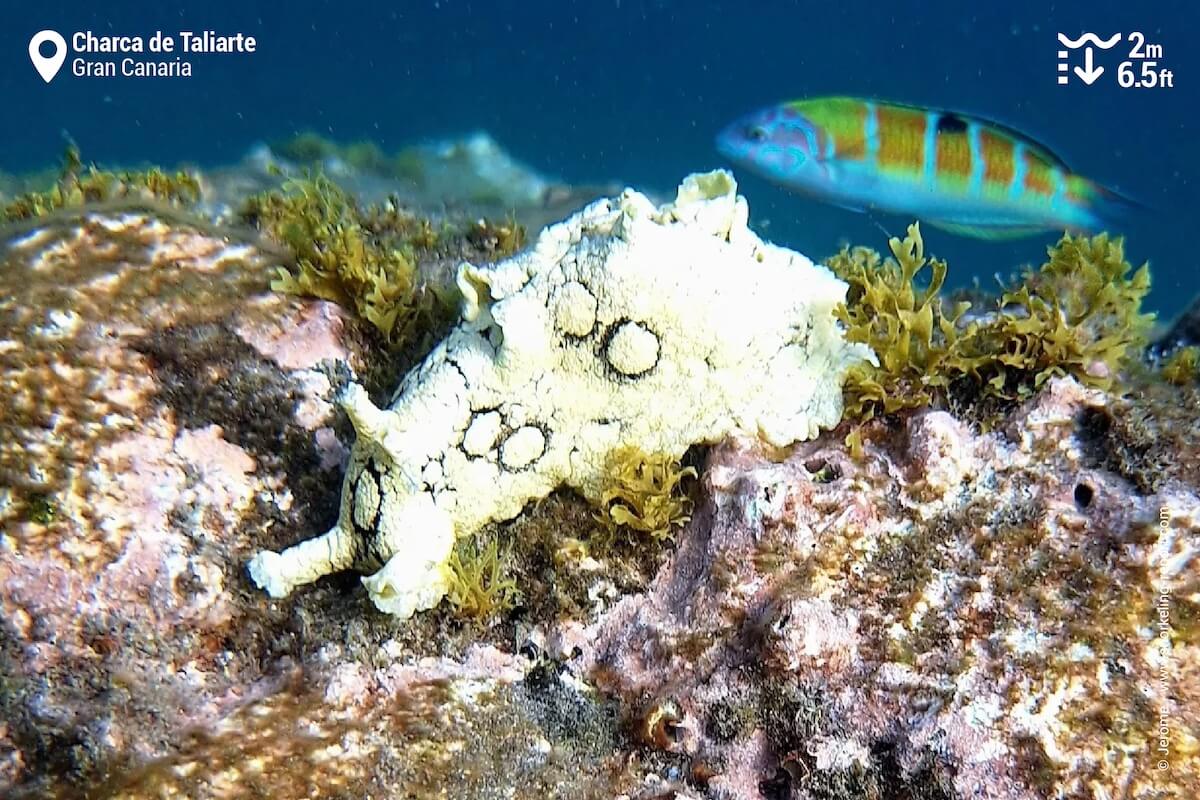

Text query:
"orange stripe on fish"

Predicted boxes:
[[979, 129, 1015, 190], [788, 98, 867, 161], [934, 116, 972, 183], [1022, 148, 1056, 198], [875, 104, 926, 173], [835, 119, 867, 160]]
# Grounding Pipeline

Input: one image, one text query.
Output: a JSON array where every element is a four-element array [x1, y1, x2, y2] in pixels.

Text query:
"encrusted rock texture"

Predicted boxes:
[[577, 377, 1199, 799], [0, 210, 365, 797], [2, 183, 1200, 798]]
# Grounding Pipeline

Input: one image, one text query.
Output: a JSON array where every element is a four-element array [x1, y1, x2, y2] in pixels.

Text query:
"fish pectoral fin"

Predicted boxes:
[[925, 219, 1051, 240]]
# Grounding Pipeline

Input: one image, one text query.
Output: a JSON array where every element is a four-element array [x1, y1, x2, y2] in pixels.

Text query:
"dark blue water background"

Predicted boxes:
[[2, 1, 1196, 318]]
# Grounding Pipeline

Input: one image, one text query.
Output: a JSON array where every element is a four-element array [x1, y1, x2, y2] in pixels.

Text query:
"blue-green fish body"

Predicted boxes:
[[716, 97, 1132, 239]]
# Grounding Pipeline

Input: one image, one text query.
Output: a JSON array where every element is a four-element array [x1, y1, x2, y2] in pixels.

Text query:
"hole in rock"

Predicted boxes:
[[1074, 483, 1095, 509]]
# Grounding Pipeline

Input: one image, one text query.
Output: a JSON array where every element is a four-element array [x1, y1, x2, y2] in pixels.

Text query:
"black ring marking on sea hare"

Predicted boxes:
[[460, 406, 509, 462], [563, 322, 599, 345], [351, 459, 383, 534], [351, 458, 390, 565], [598, 317, 661, 381], [499, 421, 551, 472]]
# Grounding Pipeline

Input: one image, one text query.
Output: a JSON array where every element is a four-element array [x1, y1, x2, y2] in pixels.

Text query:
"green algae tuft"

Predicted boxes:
[[240, 173, 429, 346], [1162, 346, 1200, 385], [25, 493, 58, 525], [444, 534, 522, 620], [2, 146, 201, 222], [240, 172, 527, 349], [595, 447, 697, 540], [829, 223, 1154, 422]]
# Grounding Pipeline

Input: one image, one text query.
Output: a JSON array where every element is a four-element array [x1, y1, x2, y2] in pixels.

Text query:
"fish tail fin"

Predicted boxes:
[[1078, 181, 1147, 233]]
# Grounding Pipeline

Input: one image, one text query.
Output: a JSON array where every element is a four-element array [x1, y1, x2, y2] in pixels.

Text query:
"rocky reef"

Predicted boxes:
[[581, 378, 1198, 799], [0, 142, 1197, 800]]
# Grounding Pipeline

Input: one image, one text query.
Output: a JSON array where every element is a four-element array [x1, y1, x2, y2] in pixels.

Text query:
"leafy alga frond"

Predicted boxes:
[[241, 174, 425, 346], [241, 173, 526, 348], [595, 447, 697, 540], [988, 232, 1153, 395], [829, 224, 1153, 421], [829, 223, 972, 418], [445, 535, 522, 619]]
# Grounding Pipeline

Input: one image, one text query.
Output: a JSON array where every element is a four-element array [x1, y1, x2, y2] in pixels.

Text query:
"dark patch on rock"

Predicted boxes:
[[754, 674, 841, 756], [758, 766, 793, 800], [517, 659, 620, 756], [502, 491, 671, 632], [357, 295, 460, 408], [706, 693, 756, 743], [132, 321, 342, 532], [754, 689, 959, 800], [1152, 294, 1200, 355], [133, 321, 297, 452], [873, 740, 957, 800], [1077, 404, 1163, 493], [945, 376, 1020, 430]]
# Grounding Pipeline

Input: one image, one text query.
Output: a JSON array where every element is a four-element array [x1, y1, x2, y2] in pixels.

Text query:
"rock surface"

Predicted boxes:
[[576, 378, 1199, 800], [0, 209, 367, 797]]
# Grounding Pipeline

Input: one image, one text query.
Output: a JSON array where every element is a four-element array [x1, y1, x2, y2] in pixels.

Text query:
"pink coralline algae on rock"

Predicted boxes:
[[576, 377, 1199, 800], [0, 197, 648, 799], [0, 210, 368, 797]]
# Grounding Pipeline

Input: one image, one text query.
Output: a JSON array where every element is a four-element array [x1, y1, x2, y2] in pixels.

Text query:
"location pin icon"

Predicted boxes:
[[29, 30, 67, 83]]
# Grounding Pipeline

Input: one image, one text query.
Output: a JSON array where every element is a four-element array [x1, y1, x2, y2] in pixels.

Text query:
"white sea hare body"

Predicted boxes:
[[248, 170, 874, 619]]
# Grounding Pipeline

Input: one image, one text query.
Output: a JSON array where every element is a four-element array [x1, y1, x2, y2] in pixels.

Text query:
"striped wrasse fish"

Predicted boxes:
[[715, 96, 1135, 239]]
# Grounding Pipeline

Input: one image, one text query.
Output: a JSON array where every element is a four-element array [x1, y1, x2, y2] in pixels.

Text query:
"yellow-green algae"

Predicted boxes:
[[240, 173, 427, 346], [829, 223, 1153, 421], [240, 173, 527, 348], [444, 534, 522, 619], [1, 146, 201, 222], [594, 447, 697, 540], [24, 493, 59, 525], [1163, 345, 1200, 385]]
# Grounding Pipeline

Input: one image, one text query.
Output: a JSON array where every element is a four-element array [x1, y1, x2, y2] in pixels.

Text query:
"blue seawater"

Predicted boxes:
[[1, 0, 1197, 316]]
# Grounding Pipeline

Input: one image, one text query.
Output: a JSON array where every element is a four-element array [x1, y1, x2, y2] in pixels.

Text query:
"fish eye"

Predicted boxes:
[[746, 125, 769, 143]]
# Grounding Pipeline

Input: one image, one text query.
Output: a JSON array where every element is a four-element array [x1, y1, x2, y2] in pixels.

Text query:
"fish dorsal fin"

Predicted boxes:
[[964, 112, 1071, 171], [793, 97, 1072, 172], [903, 101, 1072, 172]]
